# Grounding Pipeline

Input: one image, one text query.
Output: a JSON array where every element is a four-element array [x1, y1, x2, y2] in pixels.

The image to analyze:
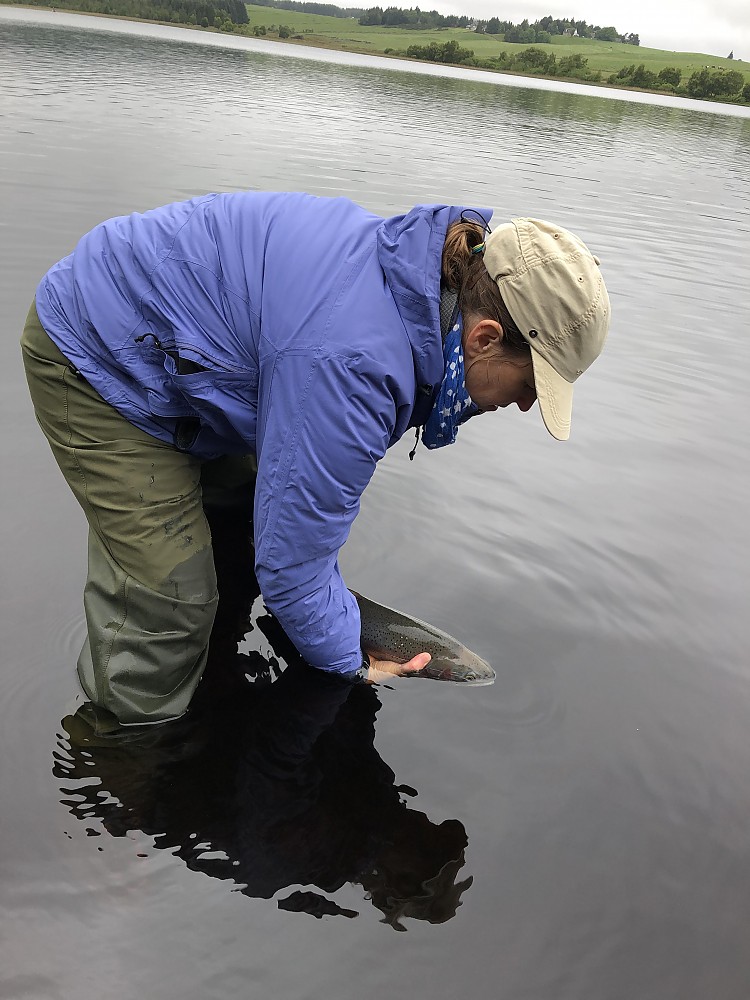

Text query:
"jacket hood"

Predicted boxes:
[[376, 204, 494, 425]]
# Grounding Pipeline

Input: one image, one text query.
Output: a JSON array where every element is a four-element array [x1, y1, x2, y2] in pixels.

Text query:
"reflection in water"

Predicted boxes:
[[52, 509, 472, 931]]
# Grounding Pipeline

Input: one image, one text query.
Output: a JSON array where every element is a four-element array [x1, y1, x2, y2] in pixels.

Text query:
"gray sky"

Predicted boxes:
[[434, 0, 749, 60]]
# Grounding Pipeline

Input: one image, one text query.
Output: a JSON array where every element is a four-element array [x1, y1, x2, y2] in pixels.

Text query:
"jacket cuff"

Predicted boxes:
[[347, 649, 371, 684]]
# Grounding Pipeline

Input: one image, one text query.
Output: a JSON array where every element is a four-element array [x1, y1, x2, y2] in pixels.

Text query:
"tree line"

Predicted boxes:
[[614, 64, 748, 100], [359, 7, 470, 27], [395, 40, 750, 102], [362, 9, 639, 43], [19, 0, 247, 24], [398, 42, 601, 81], [474, 16, 639, 45], [250, 0, 362, 17]]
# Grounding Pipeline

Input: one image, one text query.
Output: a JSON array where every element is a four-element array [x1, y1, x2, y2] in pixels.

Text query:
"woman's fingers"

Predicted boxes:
[[365, 651, 431, 684]]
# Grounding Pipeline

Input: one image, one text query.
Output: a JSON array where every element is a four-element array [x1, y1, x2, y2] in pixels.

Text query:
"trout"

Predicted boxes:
[[354, 592, 495, 686]]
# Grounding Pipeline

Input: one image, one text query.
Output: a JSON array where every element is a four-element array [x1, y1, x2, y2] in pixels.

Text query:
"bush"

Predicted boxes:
[[687, 67, 744, 99], [658, 66, 682, 87], [630, 64, 658, 88], [405, 40, 474, 64], [609, 64, 635, 82], [513, 46, 555, 72], [609, 62, 676, 92], [557, 53, 586, 76]]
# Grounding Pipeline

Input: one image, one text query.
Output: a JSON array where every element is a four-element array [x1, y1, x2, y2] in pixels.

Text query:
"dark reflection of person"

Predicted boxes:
[[56, 671, 471, 928], [54, 509, 472, 930]]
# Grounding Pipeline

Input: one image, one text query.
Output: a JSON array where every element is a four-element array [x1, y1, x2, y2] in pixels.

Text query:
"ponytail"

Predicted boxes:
[[441, 221, 530, 357]]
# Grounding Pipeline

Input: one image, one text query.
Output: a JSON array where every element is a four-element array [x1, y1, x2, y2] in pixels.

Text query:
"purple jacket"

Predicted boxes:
[[36, 192, 490, 676]]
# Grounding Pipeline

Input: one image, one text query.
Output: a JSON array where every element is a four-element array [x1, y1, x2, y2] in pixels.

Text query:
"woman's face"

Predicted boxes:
[[463, 319, 537, 415]]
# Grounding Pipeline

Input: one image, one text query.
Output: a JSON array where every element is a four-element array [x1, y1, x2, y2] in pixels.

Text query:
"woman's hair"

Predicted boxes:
[[441, 221, 530, 358]]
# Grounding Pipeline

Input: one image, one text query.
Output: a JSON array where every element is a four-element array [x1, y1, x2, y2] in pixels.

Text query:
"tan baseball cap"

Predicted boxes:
[[483, 218, 611, 441]]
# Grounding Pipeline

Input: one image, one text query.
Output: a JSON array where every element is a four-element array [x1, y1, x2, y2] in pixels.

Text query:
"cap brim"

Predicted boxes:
[[530, 350, 573, 442]]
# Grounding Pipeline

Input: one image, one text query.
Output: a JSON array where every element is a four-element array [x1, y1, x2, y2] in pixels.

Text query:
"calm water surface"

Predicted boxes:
[[1, 9, 750, 999]]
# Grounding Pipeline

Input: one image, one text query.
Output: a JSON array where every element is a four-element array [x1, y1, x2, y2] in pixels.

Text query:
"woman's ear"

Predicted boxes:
[[463, 319, 504, 360]]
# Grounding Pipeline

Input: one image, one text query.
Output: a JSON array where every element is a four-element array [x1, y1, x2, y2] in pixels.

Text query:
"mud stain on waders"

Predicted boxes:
[[164, 511, 194, 550]]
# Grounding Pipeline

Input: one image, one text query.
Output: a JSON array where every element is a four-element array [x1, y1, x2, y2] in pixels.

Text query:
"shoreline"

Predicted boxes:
[[4, 3, 749, 112]]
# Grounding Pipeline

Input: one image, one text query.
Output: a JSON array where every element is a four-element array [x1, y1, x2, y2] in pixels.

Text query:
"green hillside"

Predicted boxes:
[[243, 4, 750, 94]]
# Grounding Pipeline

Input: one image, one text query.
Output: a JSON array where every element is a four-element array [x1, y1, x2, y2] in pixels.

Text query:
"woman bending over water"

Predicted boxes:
[[21, 192, 610, 725]]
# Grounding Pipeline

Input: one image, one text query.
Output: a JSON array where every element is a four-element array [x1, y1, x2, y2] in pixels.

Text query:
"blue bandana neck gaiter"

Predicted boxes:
[[422, 311, 480, 450]]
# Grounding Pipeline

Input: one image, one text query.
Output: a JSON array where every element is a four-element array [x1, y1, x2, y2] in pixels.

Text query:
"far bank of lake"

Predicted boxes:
[[3, 2, 750, 114]]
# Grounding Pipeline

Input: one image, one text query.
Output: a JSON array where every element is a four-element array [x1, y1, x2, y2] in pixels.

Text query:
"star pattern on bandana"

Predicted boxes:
[[422, 318, 478, 451]]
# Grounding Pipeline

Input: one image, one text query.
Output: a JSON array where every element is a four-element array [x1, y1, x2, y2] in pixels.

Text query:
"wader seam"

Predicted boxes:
[[100, 565, 131, 695], [62, 366, 89, 493], [63, 365, 113, 559], [62, 366, 129, 706]]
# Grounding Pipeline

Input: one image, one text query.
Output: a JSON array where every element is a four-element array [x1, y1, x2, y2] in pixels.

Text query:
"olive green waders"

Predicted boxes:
[[21, 303, 257, 725]]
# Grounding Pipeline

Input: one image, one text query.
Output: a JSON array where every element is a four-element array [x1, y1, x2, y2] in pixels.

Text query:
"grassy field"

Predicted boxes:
[[243, 4, 750, 89]]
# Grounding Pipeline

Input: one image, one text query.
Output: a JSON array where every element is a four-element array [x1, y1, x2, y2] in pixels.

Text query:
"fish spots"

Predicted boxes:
[[355, 593, 495, 685]]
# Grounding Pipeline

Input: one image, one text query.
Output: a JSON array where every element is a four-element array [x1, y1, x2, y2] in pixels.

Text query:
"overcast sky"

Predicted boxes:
[[433, 0, 749, 60]]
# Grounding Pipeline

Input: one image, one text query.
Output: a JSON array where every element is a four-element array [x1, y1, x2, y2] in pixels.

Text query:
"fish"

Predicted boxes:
[[353, 592, 495, 686]]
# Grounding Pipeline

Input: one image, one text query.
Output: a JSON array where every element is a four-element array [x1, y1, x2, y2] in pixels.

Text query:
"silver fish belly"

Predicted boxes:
[[354, 593, 495, 686]]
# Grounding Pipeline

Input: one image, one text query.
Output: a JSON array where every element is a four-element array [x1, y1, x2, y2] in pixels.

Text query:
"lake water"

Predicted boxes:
[[1, 8, 750, 999]]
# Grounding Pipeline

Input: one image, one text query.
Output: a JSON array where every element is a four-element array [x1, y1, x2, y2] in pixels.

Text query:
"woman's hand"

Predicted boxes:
[[365, 651, 431, 685]]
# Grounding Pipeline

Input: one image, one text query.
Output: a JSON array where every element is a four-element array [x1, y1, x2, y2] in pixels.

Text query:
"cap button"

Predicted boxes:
[[528, 329, 538, 338]]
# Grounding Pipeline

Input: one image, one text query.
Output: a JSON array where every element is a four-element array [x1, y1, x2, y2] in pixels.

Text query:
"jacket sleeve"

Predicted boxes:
[[253, 348, 398, 676]]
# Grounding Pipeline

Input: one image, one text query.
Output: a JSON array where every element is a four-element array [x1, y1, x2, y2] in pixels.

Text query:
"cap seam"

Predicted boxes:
[[537, 367, 569, 426], [490, 247, 589, 282], [547, 273, 605, 345], [498, 270, 604, 346]]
